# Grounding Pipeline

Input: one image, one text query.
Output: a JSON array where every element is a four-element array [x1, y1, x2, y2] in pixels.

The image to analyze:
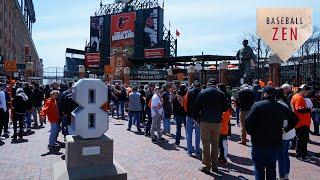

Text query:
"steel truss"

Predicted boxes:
[[96, 0, 163, 16]]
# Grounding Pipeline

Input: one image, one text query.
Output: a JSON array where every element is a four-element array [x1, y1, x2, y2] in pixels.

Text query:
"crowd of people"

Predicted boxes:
[[0, 81, 77, 149], [0, 78, 319, 180], [108, 79, 319, 179]]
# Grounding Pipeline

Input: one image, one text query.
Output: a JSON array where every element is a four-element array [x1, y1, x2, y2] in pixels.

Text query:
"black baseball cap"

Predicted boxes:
[[207, 78, 217, 86], [263, 85, 276, 96]]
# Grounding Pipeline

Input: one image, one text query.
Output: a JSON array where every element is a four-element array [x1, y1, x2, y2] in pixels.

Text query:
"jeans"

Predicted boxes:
[[145, 108, 152, 135], [0, 109, 4, 136], [25, 111, 32, 129], [240, 111, 249, 144], [175, 115, 186, 145], [49, 122, 59, 146], [219, 135, 228, 160], [252, 146, 279, 180], [296, 126, 309, 158], [3, 111, 9, 133], [32, 106, 41, 125], [186, 116, 201, 155], [163, 118, 171, 133], [61, 116, 69, 137], [128, 111, 141, 131], [13, 113, 24, 138], [119, 100, 125, 117], [236, 108, 240, 125], [278, 140, 291, 178], [114, 101, 119, 117], [312, 110, 319, 134]]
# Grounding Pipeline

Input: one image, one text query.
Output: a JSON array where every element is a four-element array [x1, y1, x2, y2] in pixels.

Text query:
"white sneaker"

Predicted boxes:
[[0, 137, 5, 140]]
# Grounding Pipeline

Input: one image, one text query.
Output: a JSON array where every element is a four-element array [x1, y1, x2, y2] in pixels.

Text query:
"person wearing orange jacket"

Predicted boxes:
[[40, 90, 60, 149], [291, 84, 312, 160], [217, 83, 232, 165]]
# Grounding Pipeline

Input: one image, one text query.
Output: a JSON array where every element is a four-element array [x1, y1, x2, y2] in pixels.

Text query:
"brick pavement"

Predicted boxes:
[[0, 117, 319, 180]]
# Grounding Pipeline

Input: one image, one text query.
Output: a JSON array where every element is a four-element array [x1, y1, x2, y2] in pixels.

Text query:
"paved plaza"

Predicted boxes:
[[0, 117, 319, 180]]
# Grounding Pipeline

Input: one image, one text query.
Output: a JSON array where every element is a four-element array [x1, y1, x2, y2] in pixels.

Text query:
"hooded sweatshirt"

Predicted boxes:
[[13, 88, 28, 114]]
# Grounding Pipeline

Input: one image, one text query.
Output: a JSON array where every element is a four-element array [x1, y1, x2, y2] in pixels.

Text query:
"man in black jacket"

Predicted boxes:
[[246, 86, 298, 180], [59, 82, 78, 138], [194, 79, 227, 174], [144, 83, 155, 137], [32, 83, 44, 127], [237, 85, 255, 145], [185, 82, 201, 157]]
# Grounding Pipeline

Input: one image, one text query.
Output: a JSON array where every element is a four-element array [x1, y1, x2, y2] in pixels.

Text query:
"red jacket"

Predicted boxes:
[[40, 98, 59, 123]]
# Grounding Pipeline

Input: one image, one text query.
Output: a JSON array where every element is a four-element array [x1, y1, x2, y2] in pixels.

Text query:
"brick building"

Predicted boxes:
[[0, 0, 42, 78]]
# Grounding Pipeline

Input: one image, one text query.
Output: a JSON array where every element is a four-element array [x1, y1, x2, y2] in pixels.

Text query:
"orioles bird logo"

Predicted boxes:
[[118, 16, 129, 30]]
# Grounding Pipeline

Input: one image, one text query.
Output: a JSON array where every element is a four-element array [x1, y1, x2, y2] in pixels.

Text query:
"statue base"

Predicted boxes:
[[53, 135, 127, 180]]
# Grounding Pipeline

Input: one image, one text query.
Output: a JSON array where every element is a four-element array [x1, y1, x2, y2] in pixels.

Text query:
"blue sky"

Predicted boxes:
[[32, 0, 320, 68]]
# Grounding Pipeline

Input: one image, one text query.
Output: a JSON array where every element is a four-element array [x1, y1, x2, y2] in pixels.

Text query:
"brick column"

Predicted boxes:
[[218, 61, 228, 85], [187, 65, 195, 85], [268, 55, 282, 87]]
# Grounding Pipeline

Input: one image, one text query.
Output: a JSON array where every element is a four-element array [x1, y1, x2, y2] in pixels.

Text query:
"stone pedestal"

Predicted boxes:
[[53, 135, 127, 180]]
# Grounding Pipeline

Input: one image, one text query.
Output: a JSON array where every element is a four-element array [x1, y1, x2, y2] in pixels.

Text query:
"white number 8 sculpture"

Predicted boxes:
[[71, 79, 109, 139]]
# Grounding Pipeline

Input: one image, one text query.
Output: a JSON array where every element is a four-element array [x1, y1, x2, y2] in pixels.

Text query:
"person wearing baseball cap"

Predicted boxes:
[[291, 84, 312, 160], [194, 78, 228, 174], [246, 86, 298, 179]]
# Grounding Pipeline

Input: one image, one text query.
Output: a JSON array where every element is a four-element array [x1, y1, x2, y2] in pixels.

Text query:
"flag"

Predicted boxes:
[[176, 29, 181, 37]]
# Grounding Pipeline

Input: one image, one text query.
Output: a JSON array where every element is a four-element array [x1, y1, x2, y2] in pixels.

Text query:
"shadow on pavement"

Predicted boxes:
[[23, 131, 35, 136], [0, 141, 4, 146], [41, 149, 63, 156], [134, 131, 145, 136], [61, 155, 65, 160], [32, 126, 45, 130], [11, 138, 28, 144], [228, 154, 253, 166], [309, 139, 320, 146], [200, 169, 243, 180], [156, 141, 179, 151], [223, 162, 255, 176]]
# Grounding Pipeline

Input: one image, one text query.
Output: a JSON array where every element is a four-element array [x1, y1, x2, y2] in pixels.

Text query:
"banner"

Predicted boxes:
[[144, 48, 165, 58], [144, 8, 159, 48], [85, 53, 100, 68], [110, 12, 136, 54], [4, 60, 17, 72], [257, 8, 312, 61], [90, 16, 104, 52], [130, 69, 167, 80]]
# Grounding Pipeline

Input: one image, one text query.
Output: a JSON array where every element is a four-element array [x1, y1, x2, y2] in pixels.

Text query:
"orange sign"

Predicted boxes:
[[104, 65, 114, 75], [4, 60, 17, 72], [257, 8, 312, 61]]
